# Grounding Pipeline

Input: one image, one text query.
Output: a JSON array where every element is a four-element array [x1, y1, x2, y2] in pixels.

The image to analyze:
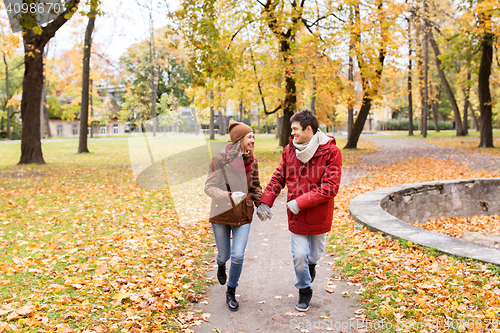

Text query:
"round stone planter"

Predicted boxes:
[[349, 178, 500, 266]]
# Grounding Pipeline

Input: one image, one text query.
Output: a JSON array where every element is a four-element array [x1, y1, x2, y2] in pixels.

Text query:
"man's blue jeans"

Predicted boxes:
[[211, 223, 251, 289], [291, 231, 327, 289]]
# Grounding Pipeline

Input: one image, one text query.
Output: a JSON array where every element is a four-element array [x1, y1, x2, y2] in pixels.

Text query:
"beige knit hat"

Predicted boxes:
[[228, 119, 253, 143]]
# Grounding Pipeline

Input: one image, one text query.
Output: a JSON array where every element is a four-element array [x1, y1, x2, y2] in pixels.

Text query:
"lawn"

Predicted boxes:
[[0, 135, 375, 332]]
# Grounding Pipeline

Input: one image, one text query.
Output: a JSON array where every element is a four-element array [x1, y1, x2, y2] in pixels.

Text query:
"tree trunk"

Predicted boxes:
[[90, 79, 94, 138], [428, 30, 465, 136], [346, 4, 358, 137], [3, 53, 12, 140], [310, 64, 316, 115], [470, 104, 479, 131], [192, 107, 198, 135], [219, 110, 226, 136], [347, 52, 354, 137], [422, 27, 429, 138], [18, 0, 80, 164], [263, 0, 300, 148], [280, 73, 295, 147], [417, 30, 424, 134], [345, 2, 385, 149], [40, 78, 46, 139], [345, 54, 386, 148], [432, 86, 441, 132], [209, 91, 214, 140], [478, 30, 494, 148], [78, 13, 95, 153], [44, 100, 51, 138], [19, 31, 46, 164], [257, 115, 261, 134], [276, 115, 282, 139], [345, 96, 373, 148], [278, 37, 297, 147], [462, 70, 471, 135], [407, 19, 413, 136]]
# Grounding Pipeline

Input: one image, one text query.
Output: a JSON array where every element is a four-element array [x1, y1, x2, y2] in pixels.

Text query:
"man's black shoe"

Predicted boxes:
[[295, 287, 313, 312], [217, 264, 226, 285], [226, 286, 239, 311], [309, 263, 316, 283]]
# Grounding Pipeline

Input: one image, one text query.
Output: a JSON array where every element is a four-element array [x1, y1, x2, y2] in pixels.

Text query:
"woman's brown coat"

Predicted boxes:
[[204, 150, 262, 226]]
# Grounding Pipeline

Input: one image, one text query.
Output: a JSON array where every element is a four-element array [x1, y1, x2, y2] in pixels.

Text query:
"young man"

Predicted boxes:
[[257, 110, 342, 311]]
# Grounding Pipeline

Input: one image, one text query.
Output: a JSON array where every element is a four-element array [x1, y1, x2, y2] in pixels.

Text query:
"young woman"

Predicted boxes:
[[204, 120, 262, 311]]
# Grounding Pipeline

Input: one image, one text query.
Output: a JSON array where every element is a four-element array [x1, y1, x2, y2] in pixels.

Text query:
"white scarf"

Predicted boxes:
[[294, 129, 332, 164]]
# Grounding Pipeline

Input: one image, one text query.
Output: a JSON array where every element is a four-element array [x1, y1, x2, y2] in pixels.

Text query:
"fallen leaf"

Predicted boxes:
[[324, 286, 335, 293]]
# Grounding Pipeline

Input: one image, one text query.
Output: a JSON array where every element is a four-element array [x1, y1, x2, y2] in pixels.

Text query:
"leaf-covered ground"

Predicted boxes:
[[415, 215, 500, 240], [0, 164, 213, 332], [329, 157, 500, 332], [0, 136, 374, 332]]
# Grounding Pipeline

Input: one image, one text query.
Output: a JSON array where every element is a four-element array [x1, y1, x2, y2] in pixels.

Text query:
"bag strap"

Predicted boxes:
[[212, 160, 235, 208], [221, 166, 236, 208]]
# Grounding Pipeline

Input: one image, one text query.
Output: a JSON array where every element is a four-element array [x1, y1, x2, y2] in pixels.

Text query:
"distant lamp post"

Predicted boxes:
[[368, 113, 373, 131]]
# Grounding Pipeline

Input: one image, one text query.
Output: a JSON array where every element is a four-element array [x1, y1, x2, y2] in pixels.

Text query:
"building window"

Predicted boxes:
[[100, 126, 106, 134], [113, 124, 119, 134], [72, 124, 78, 135], [57, 124, 63, 136]]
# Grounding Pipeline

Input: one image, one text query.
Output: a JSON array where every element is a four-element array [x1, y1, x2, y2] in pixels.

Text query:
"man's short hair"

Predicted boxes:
[[290, 110, 318, 134]]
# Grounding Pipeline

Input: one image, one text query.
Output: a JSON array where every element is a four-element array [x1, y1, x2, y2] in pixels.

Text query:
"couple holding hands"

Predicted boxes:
[[204, 110, 342, 312]]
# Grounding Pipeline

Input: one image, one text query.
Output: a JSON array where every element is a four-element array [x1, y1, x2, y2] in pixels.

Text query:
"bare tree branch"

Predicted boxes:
[[255, 0, 266, 7]]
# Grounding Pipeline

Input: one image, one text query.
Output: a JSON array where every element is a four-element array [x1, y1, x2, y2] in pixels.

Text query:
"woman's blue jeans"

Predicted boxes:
[[211, 222, 251, 289]]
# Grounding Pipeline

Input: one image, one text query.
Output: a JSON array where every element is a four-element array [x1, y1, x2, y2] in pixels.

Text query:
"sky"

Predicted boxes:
[[5, 0, 180, 63]]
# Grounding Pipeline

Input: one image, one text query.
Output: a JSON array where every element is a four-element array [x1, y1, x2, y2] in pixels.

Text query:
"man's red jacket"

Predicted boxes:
[[261, 136, 342, 235]]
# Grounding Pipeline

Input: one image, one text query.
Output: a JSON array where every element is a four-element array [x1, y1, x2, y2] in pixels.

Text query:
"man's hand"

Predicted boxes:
[[257, 203, 273, 221], [287, 200, 300, 214]]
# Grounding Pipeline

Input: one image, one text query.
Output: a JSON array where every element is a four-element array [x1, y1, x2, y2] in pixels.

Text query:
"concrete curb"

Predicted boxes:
[[349, 178, 500, 266]]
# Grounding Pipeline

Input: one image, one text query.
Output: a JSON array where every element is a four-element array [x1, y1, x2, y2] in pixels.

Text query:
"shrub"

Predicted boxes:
[[384, 119, 419, 131], [428, 121, 454, 131]]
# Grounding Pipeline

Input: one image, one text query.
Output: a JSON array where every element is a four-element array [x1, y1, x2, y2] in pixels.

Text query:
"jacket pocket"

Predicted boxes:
[[245, 197, 254, 221], [304, 201, 329, 225]]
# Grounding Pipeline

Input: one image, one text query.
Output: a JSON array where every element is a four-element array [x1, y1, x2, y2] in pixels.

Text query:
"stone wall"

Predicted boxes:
[[380, 179, 500, 224]]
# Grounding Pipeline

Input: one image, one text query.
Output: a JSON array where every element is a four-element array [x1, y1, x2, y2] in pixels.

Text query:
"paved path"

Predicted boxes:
[[193, 137, 500, 333], [194, 194, 363, 333]]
